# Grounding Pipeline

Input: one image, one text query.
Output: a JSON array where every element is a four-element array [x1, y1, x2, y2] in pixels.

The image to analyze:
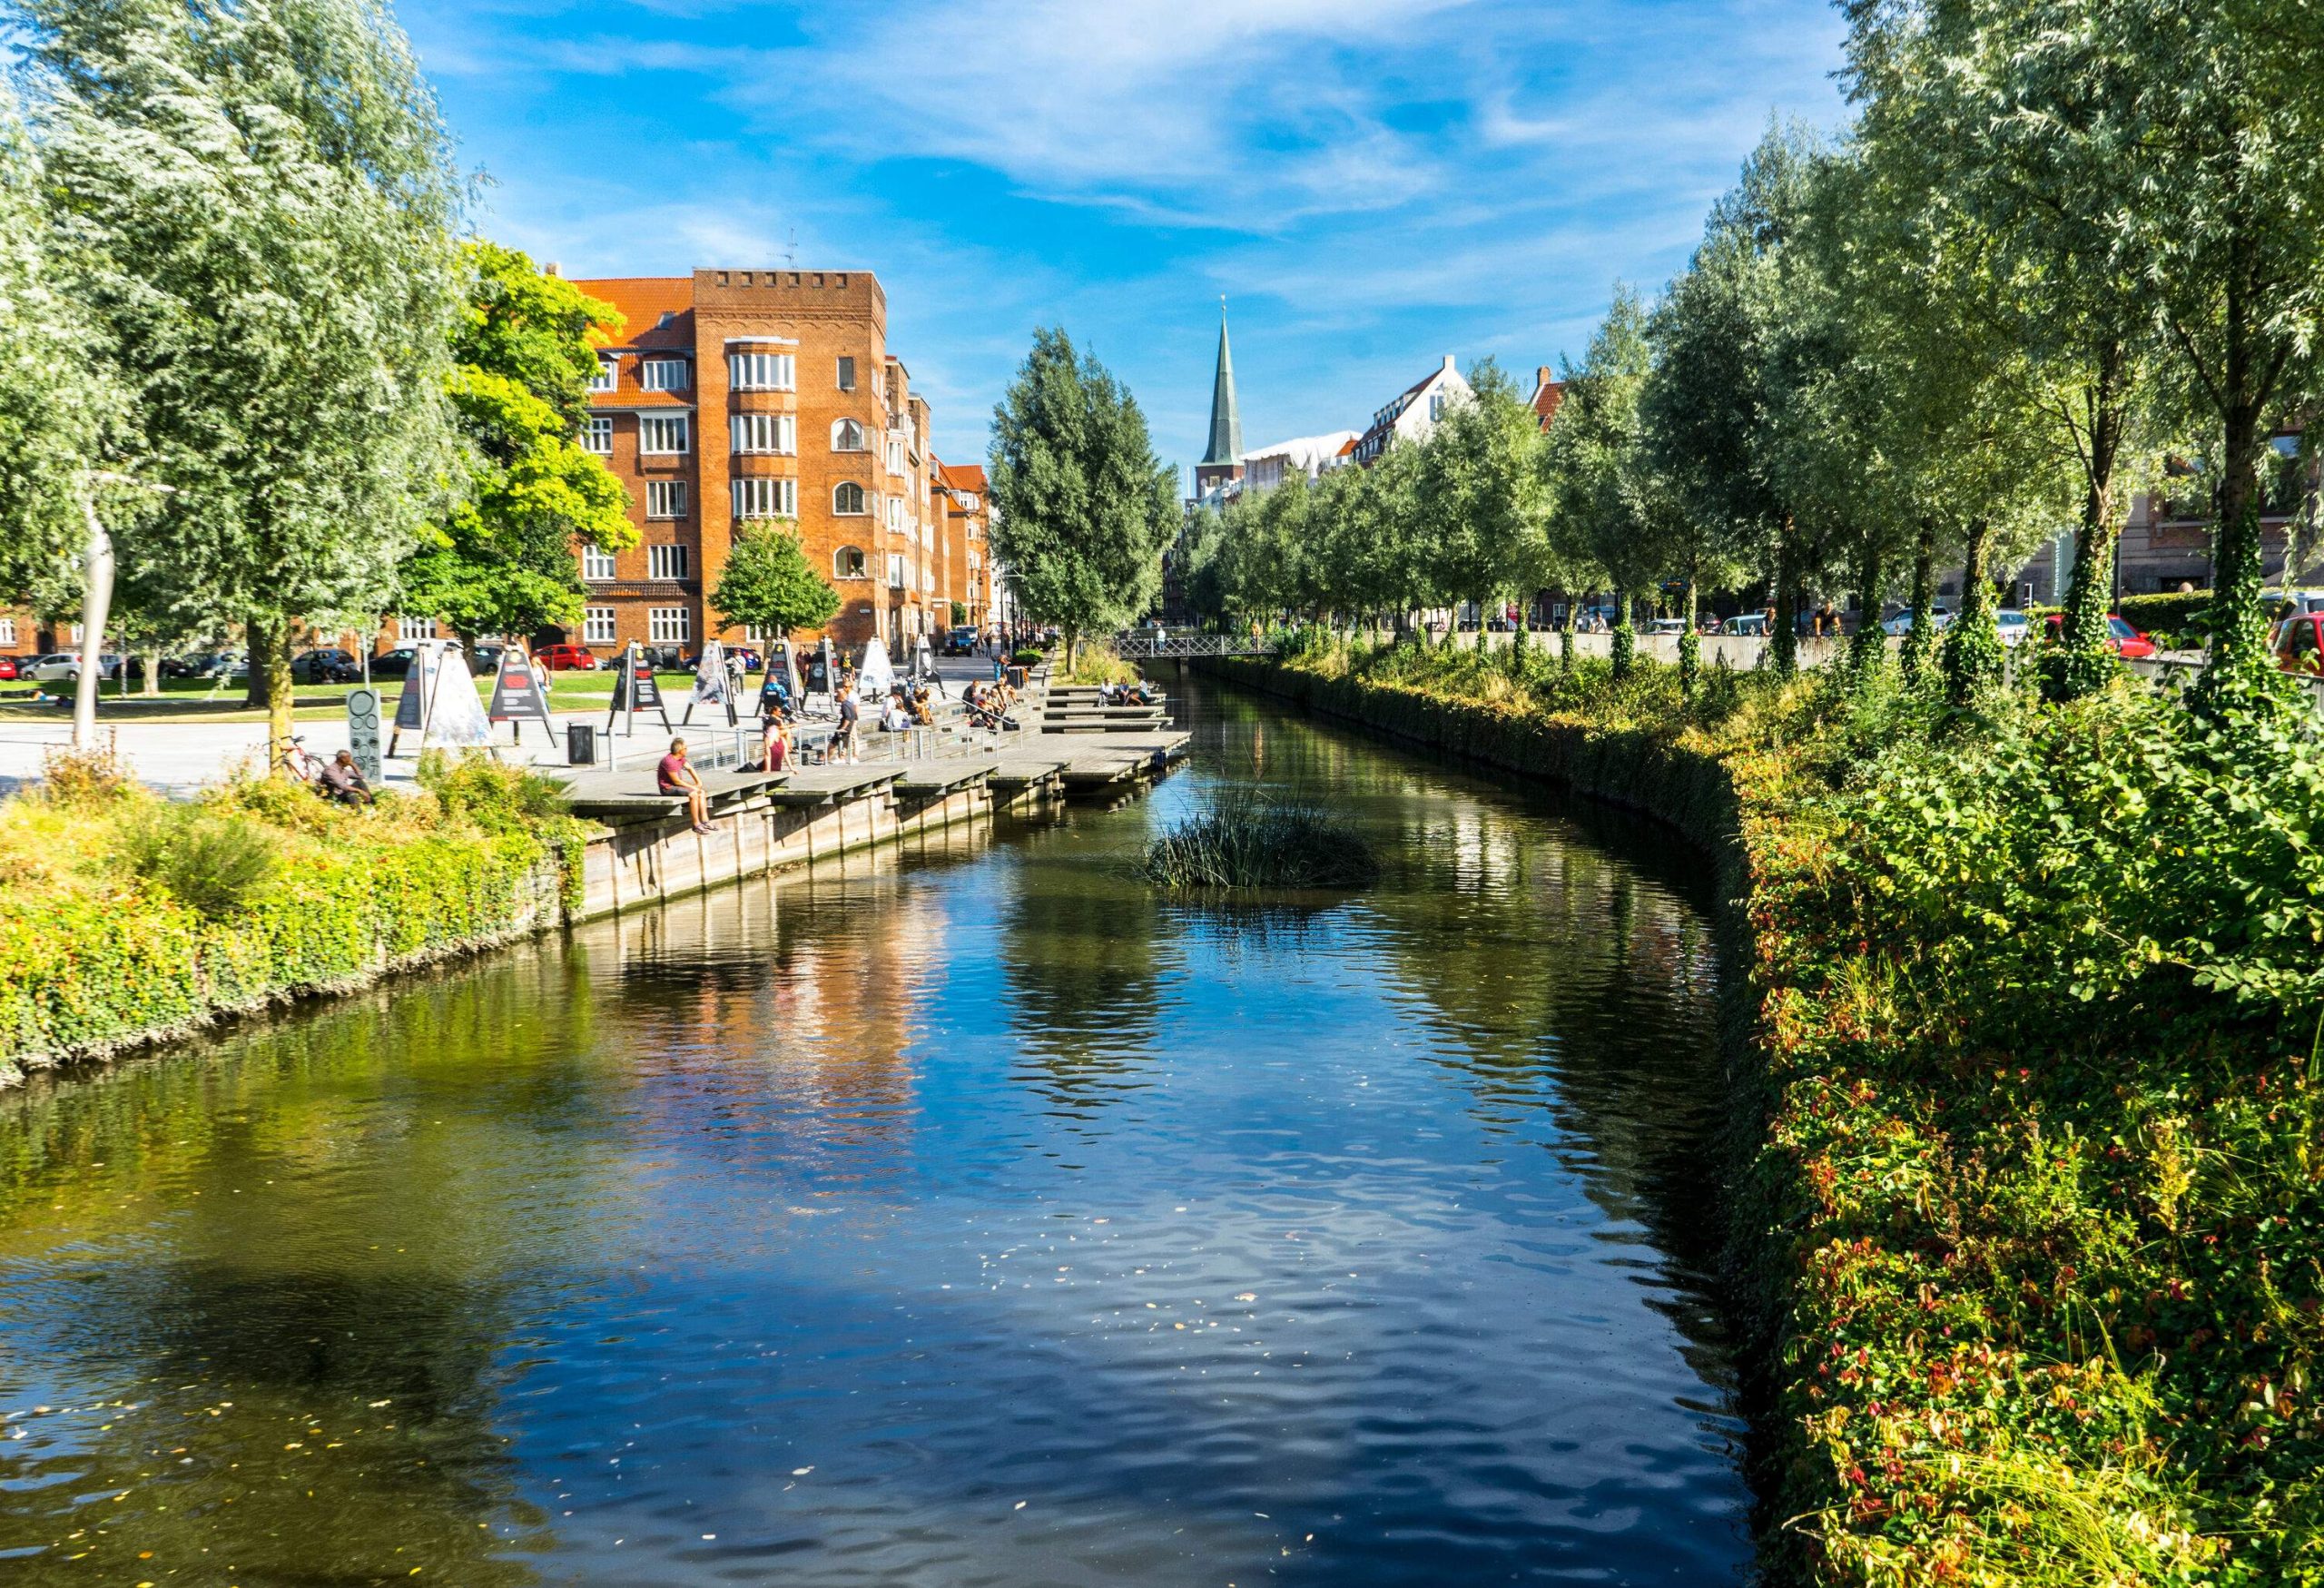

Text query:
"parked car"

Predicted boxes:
[[943, 626, 981, 656], [728, 647, 763, 674], [28, 653, 84, 682], [0, 656, 18, 682], [2042, 612, 2156, 658], [1718, 614, 1769, 636], [1647, 617, 1689, 636], [1879, 606, 1953, 636], [290, 647, 360, 683], [537, 643, 599, 672], [2273, 612, 2324, 674], [470, 643, 507, 674], [2262, 587, 2324, 617], [1996, 609, 2031, 646], [371, 646, 419, 677]]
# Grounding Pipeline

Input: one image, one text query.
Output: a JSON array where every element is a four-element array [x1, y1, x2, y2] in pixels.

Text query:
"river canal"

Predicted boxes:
[[0, 676, 1748, 1585]]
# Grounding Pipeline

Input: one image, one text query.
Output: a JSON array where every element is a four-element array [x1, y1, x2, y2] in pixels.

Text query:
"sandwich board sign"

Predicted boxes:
[[421, 645, 493, 750], [604, 642, 671, 735], [487, 644, 556, 742], [684, 638, 737, 726], [803, 641, 831, 697], [857, 636, 895, 701]]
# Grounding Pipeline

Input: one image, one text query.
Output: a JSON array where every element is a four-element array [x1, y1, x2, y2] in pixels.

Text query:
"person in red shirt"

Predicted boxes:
[[657, 737, 714, 834]]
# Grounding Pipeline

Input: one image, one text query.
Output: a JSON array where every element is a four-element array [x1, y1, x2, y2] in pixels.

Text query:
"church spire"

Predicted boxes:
[[1200, 300, 1241, 469]]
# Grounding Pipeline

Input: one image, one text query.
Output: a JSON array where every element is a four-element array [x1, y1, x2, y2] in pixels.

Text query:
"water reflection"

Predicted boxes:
[[0, 676, 1749, 1585]]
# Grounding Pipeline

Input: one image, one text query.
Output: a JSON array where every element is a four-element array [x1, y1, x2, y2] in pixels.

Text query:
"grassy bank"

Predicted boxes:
[[0, 748, 582, 1084], [1213, 641, 2324, 1586]]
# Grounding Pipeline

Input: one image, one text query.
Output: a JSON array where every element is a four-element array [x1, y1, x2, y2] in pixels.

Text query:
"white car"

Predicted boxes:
[[1879, 607, 1954, 636], [1996, 609, 2030, 646], [1647, 617, 1689, 635], [28, 653, 84, 681]]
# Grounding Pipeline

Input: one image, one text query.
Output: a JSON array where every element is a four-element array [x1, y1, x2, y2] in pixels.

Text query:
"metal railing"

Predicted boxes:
[[1111, 632, 1273, 658]]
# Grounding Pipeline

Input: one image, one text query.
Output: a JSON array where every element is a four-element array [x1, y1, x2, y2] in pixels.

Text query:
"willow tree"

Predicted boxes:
[[989, 326, 1179, 666], [1410, 360, 1549, 640], [24, 0, 466, 752]]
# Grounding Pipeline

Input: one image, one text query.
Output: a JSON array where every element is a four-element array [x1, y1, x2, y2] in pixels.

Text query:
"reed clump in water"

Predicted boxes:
[[1143, 791, 1379, 890]]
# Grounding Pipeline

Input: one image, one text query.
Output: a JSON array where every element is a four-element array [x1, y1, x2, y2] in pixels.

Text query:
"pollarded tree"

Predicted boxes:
[[711, 519, 841, 640], [24, 0, 467, 754], [399, 242, 637, 645], [989, 327, 1180, 666]]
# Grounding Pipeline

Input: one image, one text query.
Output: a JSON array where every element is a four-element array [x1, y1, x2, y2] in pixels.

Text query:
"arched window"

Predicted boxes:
[[833, 545, 868, 579], [831, 418, 866, 451], [833, 481, 867, 516]]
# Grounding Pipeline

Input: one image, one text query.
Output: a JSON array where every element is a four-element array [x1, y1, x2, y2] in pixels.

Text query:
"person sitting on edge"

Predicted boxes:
[[881, 693, 911, 734], [911, 688, 935, 727], [760, 712, 791, 773], [318, 749, 374, 806], [657, 737, 714, 834]]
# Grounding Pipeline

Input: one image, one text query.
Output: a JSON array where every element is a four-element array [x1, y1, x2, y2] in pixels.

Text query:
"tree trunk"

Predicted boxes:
[[2056, 340, 2128, 700], [2199, 273, 2271, 703], [1900, 518, 1938, 684], [1847, 533, 1886, 681], [1943, 518, 2002, 706], [257, 617, 296, 763], [143, 644, 162, 698], [1559, 598, 1576, 668], [1677, 572, 1700, 699], [1770, 520, 1798, 679], [1610, 584, 1635, 679], [243, 616, 273, 712]]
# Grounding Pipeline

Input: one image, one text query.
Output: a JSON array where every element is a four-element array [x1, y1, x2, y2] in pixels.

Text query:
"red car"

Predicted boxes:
[[2043, 612, 2157, 659], [2274, 612, 2324, 675], [0, 657, 18, 681], [537, 644, 599, 671]]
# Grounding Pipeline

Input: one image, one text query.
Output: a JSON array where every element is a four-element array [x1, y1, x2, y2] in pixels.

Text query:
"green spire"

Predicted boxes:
[[1200, 302, 1241, 468]]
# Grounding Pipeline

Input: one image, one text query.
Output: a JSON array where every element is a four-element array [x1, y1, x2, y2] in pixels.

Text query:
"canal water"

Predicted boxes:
[[0, 677, 1748, 1585]]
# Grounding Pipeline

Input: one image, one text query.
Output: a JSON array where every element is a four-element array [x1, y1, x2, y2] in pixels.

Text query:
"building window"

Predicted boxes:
[[649, 606, 690, 643], [727, 351, 794, 391], [646, 480, 687, 518], [638, 413, 688, 454], [733, 412, 794, 454], [585, 416, 613, 454], [590, 358, 617, 393], [836, 356, 856, 391], [732, 478, 797, 518], [833, 481, 867, 515], [1427, 391, 1447, 421], [397, 616, 431, 643], [581, 546, 617, 581], [832, 418, 866, 451], [886, 497, 903, 531], [0, 617, 14, 647], [834, 545, 868, 579], [887, 439, 904, 474], [887, 552, 908, 588], [647, 545, 690, 581], [584, 607, 617, 644], [640, 358, 688, 392]]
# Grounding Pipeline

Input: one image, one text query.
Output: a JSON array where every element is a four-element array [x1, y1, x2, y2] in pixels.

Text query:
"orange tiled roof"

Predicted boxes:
[[570, 277, 694, 348], [946, 462, 989, 492]]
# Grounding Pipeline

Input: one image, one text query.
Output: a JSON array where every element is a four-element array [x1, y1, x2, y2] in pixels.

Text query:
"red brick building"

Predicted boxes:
[[933, 460, 991, 626], [556, 267, 948, 657]]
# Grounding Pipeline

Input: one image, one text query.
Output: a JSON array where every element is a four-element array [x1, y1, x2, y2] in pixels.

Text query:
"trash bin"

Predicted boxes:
[[1007, 666, 1028, 689], [566, 724, 596, 765]]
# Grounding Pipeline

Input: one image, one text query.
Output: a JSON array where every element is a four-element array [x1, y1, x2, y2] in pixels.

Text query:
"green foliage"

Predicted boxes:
[[950, 600, 969, 626], [2119, 591, 2212, 636], [1143, 790, 1379, 890], [710, 519, 841, 637], [1410, 358, 1549, 613], [399, 242, 635, 640], [1240, 639, 2324, 1586], [118, 801, 280, 917], [416, 749, 573, 834], [988, 327, 1179, 656]]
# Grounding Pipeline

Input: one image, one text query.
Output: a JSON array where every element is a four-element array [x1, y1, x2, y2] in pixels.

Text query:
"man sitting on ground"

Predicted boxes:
[[657, 737, 714, 834], [319, 749, 374, 806]]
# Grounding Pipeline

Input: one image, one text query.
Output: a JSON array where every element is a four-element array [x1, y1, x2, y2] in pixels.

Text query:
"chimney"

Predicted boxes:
[[544, 261, 560, 277], [1443, 354, 1456, 372], [1536, 365, 1552, 388]]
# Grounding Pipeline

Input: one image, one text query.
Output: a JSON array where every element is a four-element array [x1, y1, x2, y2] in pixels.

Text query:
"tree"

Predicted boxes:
[[710, 519, 840, 639], [988, 327, 1179, 666], [0, 84, 114, 599], [23, 0, 466, 755], [1410, 360, 1549, 635], [1545, 290, 1674, 679], [399, 242, 635, 644]]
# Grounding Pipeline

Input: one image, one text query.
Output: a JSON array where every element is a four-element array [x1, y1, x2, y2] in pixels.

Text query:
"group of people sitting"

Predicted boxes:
[[276, 735, 375, 806], [1097, 681, 1157, 706], [962, 677, 1019, 732]]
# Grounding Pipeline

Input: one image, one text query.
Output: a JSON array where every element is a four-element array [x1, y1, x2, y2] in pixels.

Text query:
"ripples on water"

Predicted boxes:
[[0, 678, 1747, 1585]]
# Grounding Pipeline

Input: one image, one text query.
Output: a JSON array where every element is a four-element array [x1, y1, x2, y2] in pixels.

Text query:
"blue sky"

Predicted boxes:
[[402, 0, 1847, 481]]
